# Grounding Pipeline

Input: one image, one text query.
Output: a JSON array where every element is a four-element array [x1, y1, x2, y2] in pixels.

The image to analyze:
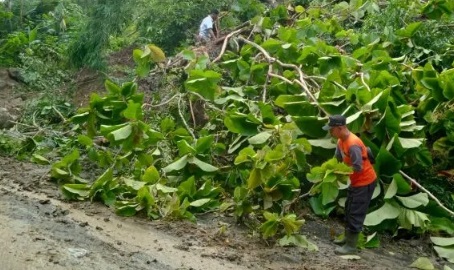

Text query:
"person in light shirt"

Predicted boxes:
[[198, 9, 219, 43]]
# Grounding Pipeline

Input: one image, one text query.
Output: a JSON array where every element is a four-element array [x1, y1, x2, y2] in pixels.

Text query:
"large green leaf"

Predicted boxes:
[[321, 182, 338, 205], [279, 235, 318, 251], [177, 140, 196, 156], [440, 69, 454, 100], [398, 137, 423, 149], [141, 166, 160, 183], [395, 22, 422, 38], [185, 70, 221, 101], [101, 123, 132, 141], [224, 112, 260, 135], [188, 156, 218, 172], [433, 246, 454, 264], [195, 135, 214, 153], [409, 257, 434, 270], [162, 155, 189, 173], [364, 202, 400, 226], [293, 116, 326, 138], [375, 147, 402, 177], [398, 208, 430, 230], [431, 237, 454, 247], [384, 179, 398, 199], [396, 193, 429, 209], [248, 168, 263, 189], [89, 168, 114, 198], [248, 131, 272, 145]]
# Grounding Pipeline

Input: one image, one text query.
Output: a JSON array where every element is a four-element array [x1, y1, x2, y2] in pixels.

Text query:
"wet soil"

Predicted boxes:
[[0, 157, 450, 270]]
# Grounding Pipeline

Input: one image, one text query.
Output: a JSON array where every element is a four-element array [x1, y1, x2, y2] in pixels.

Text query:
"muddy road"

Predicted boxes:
[[0, 157, 447, 270]]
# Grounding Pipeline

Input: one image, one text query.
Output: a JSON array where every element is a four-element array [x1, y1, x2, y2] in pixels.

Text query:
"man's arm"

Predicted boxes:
[[335, 145, 342, 162], [349, 145, 363, 172], [209, 28, 216, 39]]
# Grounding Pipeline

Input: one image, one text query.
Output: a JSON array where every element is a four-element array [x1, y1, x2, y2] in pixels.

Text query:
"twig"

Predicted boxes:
[[142, 94, 178, 108], [262, 65, 273, 102], [188, 91, 224, 113], [359, 72, 371, 92], [188, 98, 196, 128], [52, 106, 66, 122], [213, 28, 248, 63], [400, 170, 454, 217], [331, 81, 347, 91], [238, 37, 274, 62], [177, 94, 196, 140], [238, 36, 329, 115]]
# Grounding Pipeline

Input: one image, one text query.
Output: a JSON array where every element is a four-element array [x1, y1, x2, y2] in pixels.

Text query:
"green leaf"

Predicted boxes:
[[105, 80, 121, 95], [124, 178, 146, 191], [309, 196, 336, 218], [162, 155, 189, 173], [61, 184, 90, 199], [123, 101, 142, 121], [177, 140, 196, 156], [185, 70, 222, 101], [31, 154, 50, 165], [154, 183, 178, 193], [259, 220, 279, 239], [398, 137, 423, 149], [396, 193, 429, 208], [384, 179, 398, 199], [195, 135, 214, 153], [321, 182, 338, 205], [375, 147, 402, 178], [308, 139, 336, 149], [188, 156, 218, 172], [364, 202, 400, 226], [101, 124, 132, 142], [189, 198, 211, 207], [279, 235, 318, 251], [89, 168, 113, 198], [147, 44, 166, 62], [116, 204, 137, 217], [77, 135, 93, 147], [409, 257, 434, 270], [433, 246, 454, 263], [265, 144, 286, 162], [395, 22, 422, 38], [248, 168, 263, 189], [393, 174, 412, 195], [248, 131, 272, 145], [141, 166, 160, 183], [293, 116, 326, 138], [431, 237, 454, 247]]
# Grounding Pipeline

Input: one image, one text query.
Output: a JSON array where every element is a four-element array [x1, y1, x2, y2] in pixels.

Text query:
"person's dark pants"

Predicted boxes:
[[345, 180, 376, 233]]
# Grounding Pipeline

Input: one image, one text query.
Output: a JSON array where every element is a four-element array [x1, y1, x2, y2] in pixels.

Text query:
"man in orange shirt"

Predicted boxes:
[[323, 115, 377, 255]]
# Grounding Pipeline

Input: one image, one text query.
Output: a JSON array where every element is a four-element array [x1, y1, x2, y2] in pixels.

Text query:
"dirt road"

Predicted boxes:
[[0, 157, 448, 270]]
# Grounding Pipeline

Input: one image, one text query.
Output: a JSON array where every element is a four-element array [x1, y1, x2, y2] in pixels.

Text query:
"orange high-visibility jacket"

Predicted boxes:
[[338, 133, 377, 187]]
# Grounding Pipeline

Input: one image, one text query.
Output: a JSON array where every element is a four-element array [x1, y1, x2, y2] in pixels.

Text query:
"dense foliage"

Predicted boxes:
[[2, 0, 454, 264]]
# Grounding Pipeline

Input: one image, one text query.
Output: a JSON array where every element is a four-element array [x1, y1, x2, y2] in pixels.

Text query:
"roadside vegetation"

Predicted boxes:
[[1, 0, 454, 267]]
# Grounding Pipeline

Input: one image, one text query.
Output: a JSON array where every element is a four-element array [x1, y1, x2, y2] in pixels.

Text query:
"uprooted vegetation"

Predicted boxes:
[[2, 0, 454, 268]]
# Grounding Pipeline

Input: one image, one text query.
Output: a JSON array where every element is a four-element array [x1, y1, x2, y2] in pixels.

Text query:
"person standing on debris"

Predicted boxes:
[[198, 9, 219, 43], [323, 115, 377, 255]]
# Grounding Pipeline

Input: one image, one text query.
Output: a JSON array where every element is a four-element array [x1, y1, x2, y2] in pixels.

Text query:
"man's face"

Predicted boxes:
[[329, 126, 341, 139]]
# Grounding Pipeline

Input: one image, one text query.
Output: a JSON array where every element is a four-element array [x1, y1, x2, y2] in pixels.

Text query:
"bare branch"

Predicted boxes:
[[212, 28, 248, 63], [262, 65, 273, 102], [400, 170, 454, 217], [177, 94, 196, 140]]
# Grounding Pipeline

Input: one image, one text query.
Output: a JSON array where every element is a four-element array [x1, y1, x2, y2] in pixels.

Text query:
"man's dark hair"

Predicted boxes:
[[211, 9, 219, 15]]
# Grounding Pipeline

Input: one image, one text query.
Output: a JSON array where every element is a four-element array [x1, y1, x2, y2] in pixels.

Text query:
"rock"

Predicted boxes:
[[67, 248, 89, 258], [0, 107, 15, 129]]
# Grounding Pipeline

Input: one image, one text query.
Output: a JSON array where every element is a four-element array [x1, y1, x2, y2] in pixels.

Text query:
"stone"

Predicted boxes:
[[0, 107, 15, 129]]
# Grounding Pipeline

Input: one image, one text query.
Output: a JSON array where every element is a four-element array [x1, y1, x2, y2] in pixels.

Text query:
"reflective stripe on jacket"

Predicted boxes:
[[338, 133, 376, 187]]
